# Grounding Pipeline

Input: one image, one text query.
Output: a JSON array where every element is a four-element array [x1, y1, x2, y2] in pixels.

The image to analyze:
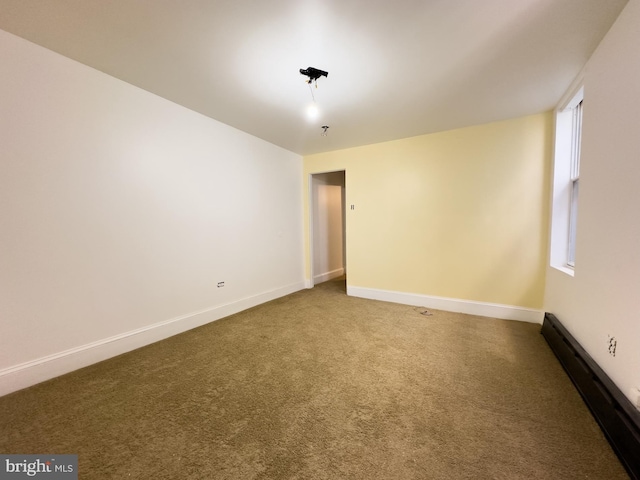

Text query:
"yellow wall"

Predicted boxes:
[[304, 112, 552, 309]]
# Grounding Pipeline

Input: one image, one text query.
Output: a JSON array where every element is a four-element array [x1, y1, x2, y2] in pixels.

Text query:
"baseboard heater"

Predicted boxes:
[[541, 313, 640, 480]]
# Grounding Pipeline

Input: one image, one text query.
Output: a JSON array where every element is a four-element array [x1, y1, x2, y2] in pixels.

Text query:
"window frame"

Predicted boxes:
[[567, 100, 582, 267], [549, 85, 584, 276]]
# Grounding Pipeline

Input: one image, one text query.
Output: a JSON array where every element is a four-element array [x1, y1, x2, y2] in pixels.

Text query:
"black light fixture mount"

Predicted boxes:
[[300, 66, 328, 84]]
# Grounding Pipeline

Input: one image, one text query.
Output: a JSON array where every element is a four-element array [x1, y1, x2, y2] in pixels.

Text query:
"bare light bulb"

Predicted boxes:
[[306, 102, 319, 121]]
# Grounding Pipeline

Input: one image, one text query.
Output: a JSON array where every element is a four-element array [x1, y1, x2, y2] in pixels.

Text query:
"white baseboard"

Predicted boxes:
[[346, 285, 543, 324], [313, 267, 344, 284], [0, 281, 305, 397]]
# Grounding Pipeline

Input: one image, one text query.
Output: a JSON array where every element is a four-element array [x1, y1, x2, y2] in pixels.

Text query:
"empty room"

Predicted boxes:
[[1, 1, 639, 479]]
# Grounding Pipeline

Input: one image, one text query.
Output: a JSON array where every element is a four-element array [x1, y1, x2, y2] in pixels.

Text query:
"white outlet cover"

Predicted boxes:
[[630, 388, 640, 410]]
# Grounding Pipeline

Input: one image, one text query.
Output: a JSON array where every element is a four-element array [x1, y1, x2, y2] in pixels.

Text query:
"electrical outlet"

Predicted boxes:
[[630, 388, 640, 410], [217, 281, 225, 288], [607, 335, 617, 357]]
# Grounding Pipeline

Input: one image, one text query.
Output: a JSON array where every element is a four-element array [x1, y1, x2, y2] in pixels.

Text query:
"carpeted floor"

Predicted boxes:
[[0, 277, 629, 479]]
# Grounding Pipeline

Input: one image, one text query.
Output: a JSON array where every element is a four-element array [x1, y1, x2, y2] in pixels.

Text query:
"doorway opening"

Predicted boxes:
[[310, 171, 346, 291]]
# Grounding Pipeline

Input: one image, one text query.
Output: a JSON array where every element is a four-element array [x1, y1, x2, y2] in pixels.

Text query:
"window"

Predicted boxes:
[[567, 100, 582, 267], [549, 87, 583, 274]]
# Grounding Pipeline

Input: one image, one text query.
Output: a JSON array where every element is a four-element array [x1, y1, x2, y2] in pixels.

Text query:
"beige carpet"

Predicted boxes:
[[0, 277, 629, 479]]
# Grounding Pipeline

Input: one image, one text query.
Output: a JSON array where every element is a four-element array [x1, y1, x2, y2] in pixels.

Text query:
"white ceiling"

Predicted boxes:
[[0, 0, 628, 155]]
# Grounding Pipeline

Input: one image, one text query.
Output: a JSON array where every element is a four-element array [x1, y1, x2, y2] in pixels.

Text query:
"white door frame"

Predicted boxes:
[[308, 170, 346, 287]]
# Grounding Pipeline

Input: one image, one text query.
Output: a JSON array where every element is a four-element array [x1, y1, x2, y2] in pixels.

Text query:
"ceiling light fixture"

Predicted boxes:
[[300, 66, 328, 123]]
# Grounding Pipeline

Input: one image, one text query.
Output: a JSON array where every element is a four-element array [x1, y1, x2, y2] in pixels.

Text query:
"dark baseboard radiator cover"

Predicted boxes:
[[541, 313, 640, 480]]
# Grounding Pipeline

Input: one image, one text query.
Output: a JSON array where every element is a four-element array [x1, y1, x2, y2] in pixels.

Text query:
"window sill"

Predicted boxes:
[[551, 264, 575, 277]]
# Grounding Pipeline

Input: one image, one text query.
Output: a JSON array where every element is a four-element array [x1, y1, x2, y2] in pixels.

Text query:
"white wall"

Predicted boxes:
[[544, 0, 640, 404], [0, 30, 304, 395], [311, 172, 345, 284]]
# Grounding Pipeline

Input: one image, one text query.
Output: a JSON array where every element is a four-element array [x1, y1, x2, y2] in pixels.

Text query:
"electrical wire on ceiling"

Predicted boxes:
[[300, 66, 328, 102]]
